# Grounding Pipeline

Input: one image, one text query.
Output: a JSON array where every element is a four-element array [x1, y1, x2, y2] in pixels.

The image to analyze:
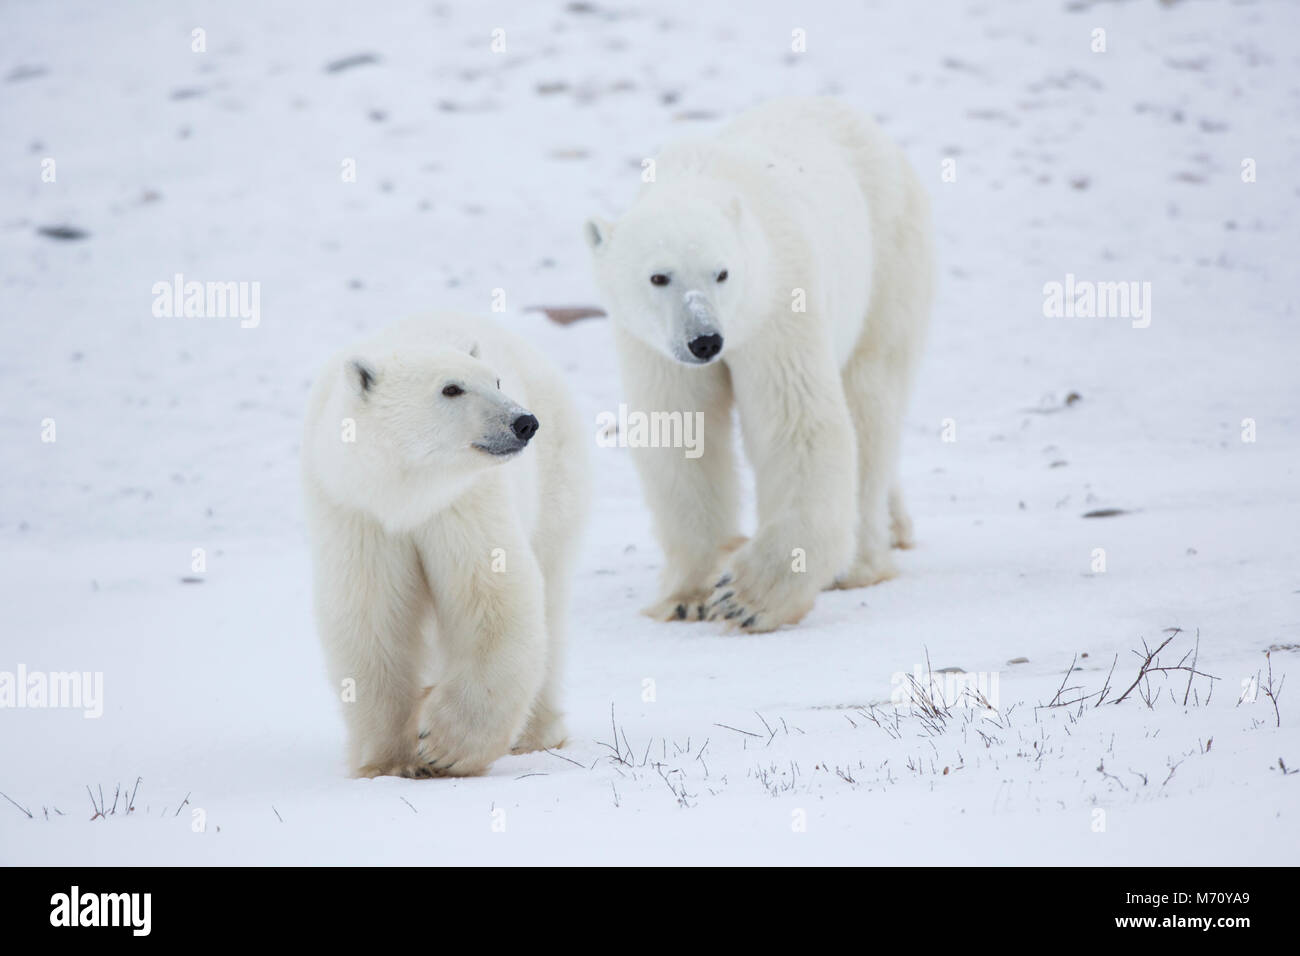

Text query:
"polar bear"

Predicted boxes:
[[302, 313, 588, 777], [584, 97, 932, 632]]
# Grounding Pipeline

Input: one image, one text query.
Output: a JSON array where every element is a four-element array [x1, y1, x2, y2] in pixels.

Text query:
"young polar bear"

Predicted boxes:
[[585, 97, 932, 632], [302, 314, 588, 777]]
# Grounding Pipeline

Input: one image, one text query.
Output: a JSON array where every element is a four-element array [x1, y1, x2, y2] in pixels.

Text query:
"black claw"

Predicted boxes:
[[717, 590, 734, 603], [725, 608, 741, 620], [674, 603, 686, 620], [741, 615, 757, 629], [697, 603, 707, 620], [418, 731, 429, 739], [715, 574, 732, 588]]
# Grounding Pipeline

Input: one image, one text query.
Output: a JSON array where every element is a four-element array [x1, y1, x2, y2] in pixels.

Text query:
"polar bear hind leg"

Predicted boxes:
[[889, 483, 915, 550], [834, 152, 932, 589], [513, 373, 589, 752]]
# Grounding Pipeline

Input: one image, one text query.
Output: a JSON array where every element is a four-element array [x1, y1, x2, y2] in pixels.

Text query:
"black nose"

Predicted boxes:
[[688, 333, 723, 360], [511, 414, 539, 442]]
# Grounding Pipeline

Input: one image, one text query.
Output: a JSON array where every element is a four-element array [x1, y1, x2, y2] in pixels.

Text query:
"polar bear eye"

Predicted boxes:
[[496, 379, 501, 389], [650, 273, 670, 286], [716, 269, 728, 283], [442, 384, 464, 397]]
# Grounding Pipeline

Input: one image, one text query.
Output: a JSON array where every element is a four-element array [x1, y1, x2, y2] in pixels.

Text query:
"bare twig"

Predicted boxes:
[[0, 790, 32, 819], [713, 722, 760, 738], [1114, 635, 1177, 704], [1182, 630, 1201, 706], [1262, 651, 1285, 728], [1094, 654, 1119, 707], [1113, 633, 1217, 707], [542, 747, 584, 768], [1048, 654, 1079, 707]]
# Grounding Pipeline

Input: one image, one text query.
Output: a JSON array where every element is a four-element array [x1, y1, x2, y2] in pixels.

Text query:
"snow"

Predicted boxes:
[[1, 0, 1297, 864]]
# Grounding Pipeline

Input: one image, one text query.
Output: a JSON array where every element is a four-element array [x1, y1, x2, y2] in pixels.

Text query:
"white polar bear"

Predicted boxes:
[[584, 97, 932, 632], [302, 313, 588, 777]]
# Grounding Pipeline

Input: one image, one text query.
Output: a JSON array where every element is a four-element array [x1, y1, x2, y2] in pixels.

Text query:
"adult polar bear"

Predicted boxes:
[[303, 314, 587, 777], [585, 98, 932, 631]]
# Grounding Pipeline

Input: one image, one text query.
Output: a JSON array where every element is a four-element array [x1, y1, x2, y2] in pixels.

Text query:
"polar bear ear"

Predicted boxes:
[[349, 359, 376, 395], [583, 217, 613, 251]]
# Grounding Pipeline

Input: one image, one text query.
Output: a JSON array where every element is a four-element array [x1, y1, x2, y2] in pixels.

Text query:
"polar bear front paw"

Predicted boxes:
[[355, 760, 444, 780], [643, 537, 750, 623], [413, 685, 515, 777], [642, 590, 718, 623], [705, 544, 817, 633]]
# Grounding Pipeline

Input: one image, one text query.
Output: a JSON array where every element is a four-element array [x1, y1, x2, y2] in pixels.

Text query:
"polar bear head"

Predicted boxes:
[[584, 185, 767, 365], [312, 343, 538, 527]]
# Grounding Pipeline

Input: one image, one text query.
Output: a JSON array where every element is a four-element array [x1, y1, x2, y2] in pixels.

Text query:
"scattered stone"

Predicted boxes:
[[6, 65, 48, 83], [37, 225, 89, 241], [325, 53, 381, 74], [674, 109, 719, 122], [526, 306, 606, 325]]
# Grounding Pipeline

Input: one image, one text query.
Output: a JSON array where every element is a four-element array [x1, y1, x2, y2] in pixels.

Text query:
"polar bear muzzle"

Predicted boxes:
[[676, 290, 724, 364], [687, 333, 723, 361], [474, 411, 540, 457]]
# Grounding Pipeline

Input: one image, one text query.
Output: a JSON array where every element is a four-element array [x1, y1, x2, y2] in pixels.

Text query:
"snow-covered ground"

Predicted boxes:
[[1, 0, 1296, 864]]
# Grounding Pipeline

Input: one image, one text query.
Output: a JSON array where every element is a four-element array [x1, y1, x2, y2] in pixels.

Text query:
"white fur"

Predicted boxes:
[[302, 313, 589, 777], [585, 97, 933, 631]]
